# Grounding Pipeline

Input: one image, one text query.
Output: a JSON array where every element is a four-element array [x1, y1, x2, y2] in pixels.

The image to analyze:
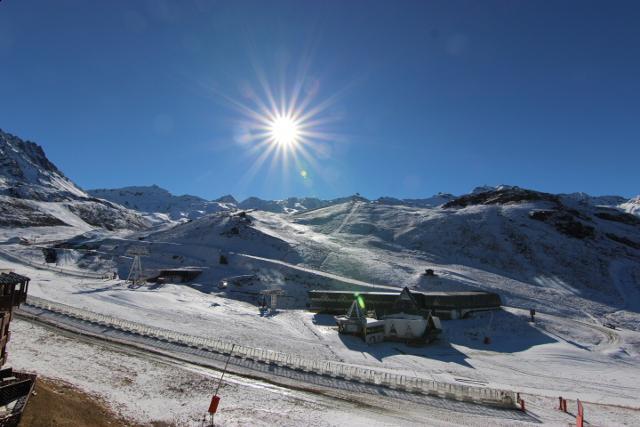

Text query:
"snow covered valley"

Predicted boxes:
[[2, 130, 640, 425], [3, 196, 640, 425]]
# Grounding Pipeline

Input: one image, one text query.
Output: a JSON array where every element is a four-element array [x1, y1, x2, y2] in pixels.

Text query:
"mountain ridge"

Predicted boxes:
[[0, 129, 149, 230], [1, 127, 638, 229], [88, 183, 640, 219]]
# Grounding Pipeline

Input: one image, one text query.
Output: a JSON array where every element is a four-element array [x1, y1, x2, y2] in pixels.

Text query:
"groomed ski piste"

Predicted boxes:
[[3, 196, 640, 426]]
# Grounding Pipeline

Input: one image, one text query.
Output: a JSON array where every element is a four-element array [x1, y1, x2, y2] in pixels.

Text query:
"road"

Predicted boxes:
[[15, 303, 532, 424]]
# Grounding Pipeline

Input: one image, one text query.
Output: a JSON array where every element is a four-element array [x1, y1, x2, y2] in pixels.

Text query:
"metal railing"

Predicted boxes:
[[24, 295, 517, 408]]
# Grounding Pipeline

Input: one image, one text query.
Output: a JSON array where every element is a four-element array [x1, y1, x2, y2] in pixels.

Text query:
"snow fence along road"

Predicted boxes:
[[24, 295, 517, 409]]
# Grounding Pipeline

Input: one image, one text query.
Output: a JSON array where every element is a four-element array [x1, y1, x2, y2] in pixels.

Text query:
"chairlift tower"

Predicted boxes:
[[126, 247, 148, 286]]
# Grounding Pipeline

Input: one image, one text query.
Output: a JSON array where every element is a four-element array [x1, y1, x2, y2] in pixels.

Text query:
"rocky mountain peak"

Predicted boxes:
[[0, 129, 87, 201]]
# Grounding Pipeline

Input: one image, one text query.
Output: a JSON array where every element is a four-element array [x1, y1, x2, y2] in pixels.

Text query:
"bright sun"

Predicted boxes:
[[269, 115, 300, 146]]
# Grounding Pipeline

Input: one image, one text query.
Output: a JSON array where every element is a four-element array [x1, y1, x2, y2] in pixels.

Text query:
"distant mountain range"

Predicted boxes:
[[87, 186, 457, 218], [89, 183, 640, 221], [88, 185, 236, 222], [1, 127, 638, 230]]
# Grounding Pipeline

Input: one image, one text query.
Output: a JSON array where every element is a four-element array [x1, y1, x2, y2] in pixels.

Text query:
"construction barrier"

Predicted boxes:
[[24, 295, 517, 408]]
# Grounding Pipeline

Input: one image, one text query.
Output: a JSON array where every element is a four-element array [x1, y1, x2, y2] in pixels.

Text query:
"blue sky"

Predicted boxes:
[[1, 1, 639, 201]]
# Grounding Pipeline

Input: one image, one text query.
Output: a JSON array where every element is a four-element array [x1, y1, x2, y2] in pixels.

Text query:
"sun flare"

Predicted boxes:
[[269, 115, 300, 146], [221, 63, 344, 191]]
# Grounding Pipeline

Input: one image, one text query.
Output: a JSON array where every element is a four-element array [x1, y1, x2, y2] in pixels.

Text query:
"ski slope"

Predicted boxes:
[[2, 185, 640, 425]]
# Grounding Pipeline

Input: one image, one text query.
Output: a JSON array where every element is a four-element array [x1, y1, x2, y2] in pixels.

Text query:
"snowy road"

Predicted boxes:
[[14, 309, 640, 426], [14, 309, 540, 426], [16, 301, 520, 410]]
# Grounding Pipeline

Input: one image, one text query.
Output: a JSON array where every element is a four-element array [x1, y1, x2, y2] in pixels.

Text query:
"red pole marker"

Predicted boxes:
[[205, 344, 236, 425], [576, 399, 584, 427], [520, 399, 525, 412], [208, 395, 221, 414]]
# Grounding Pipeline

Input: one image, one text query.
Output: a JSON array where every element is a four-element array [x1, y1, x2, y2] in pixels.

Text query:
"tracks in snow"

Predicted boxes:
[[234, 252, 396, 291], [332, 201, 362, 235]]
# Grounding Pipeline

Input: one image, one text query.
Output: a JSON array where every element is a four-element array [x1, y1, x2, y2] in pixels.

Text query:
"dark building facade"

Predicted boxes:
[[0, 271, 36, 427], [308, 288, 502, 319]]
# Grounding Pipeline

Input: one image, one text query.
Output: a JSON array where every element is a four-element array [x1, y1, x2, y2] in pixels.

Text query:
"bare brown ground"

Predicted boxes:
[[18, 377, 176, 427]]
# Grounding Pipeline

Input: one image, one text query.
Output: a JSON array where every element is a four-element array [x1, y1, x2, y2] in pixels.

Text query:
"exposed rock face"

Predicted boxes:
[[0, 129, 149, 230], [444, 187, 560, 209], [215, 194, 238, 205], [0, 196, 68, 227], [0, 129, 87, 201]]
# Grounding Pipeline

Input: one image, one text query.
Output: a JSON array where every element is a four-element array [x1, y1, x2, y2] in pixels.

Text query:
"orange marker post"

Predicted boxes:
[[206, 344, 236, 426], [208, 395, 221, 414], [576, 399, 584, 427]]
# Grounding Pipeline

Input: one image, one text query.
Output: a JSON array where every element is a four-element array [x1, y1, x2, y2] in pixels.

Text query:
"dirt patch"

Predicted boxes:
[[18, 377, 172, 427]]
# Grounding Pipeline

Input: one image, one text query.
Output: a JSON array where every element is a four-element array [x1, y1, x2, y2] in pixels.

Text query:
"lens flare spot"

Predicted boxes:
[[300, 169, 308, 179]]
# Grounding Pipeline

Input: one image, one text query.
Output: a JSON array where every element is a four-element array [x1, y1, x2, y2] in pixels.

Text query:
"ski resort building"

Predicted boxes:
[[153, 267, 203, 284], [309, 288, 501, 319], [335, 299, 387, 344], [335, 288, 442, 344], [0, 271, 36, 427]]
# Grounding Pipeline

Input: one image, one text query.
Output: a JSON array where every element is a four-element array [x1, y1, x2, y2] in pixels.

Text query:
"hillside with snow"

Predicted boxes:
[[2, 127, 638, 325], [5, 183, 640, 426], [88, 180, 640, 222], [620, 195, 640, 216], [88, 185, 236, 221], [2, 127, 640, 426], [0, 129, 149, 231], [107, 186, 636, 328]]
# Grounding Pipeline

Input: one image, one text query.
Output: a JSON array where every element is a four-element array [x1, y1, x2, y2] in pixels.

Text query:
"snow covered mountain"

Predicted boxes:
[[620, 195, 640, 216], [559, 192, 629, 209], [0, 129, 87, 201], [375, 193, 455, 208], [91, 181, 640, 221], [88, 185, 236, 221], [89, 188, 366, 217], [237, 195, 363, 214], [127, 185, 640, 330], [0, 129, 149, 230]]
